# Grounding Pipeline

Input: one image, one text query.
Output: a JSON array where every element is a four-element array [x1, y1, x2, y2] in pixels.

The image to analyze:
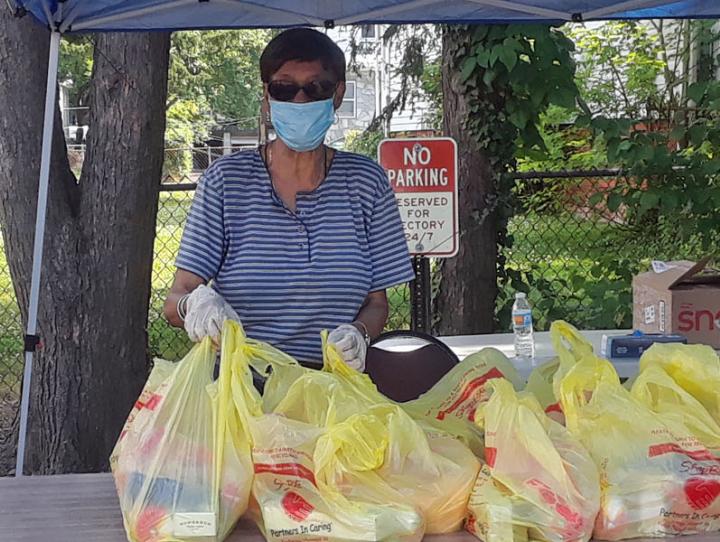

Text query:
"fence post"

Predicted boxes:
[[410, 256, 431, 333], [223, 132, 232, 155]]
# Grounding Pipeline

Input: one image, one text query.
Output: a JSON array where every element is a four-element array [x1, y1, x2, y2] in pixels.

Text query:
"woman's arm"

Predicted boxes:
[[353, 290, 389, 340], [163, 269, 206, 328]]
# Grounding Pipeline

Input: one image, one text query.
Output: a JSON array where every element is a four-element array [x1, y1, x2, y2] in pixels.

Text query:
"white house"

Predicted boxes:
[[325, 24, 435, 147], [59, 80, 89, 144]]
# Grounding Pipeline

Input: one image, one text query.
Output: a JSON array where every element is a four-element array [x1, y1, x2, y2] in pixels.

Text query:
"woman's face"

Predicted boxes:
[[264, 59, 346, 108]]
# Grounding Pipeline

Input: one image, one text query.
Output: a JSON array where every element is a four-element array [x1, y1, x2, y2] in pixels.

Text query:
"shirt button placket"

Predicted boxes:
[[296, 211, 309, 261]]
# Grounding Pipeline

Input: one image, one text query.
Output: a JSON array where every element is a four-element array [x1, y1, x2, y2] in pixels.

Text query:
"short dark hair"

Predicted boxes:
[[260, 28, 346, 83]]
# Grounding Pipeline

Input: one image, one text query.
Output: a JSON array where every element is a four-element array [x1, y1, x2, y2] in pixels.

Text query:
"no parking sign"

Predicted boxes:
[[378, 137, 458, 257]]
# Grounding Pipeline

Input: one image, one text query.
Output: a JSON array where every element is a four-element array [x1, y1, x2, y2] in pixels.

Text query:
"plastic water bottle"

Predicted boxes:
[[512, 292, 535, 359]]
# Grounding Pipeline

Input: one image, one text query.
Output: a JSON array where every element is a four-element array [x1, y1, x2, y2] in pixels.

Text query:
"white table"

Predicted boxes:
[[379, 329, 640, 380]]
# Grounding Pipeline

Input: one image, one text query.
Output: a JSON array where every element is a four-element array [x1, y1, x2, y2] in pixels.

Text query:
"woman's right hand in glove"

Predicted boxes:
[[182, 284, 240, 342]]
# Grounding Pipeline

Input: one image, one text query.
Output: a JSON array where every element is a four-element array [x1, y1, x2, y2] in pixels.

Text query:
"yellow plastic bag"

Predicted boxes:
[[111, 339, 252, 542], [223, 322, 425, 542], [401, 348, 522, 456], [524, 358, 559, 412], [466, 379, 600, 542], [639, 342, 720, 422], [559, 350, 720, 540], [314, 405, 479, 534], [631, 364, 720, 454], [525, 321, 596, 423], [274, 334, 481, 534]]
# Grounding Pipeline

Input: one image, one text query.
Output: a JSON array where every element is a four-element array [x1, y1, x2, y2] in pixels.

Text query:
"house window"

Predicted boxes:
[[338, 81, 356, 118], [360, 25, 377, 40]]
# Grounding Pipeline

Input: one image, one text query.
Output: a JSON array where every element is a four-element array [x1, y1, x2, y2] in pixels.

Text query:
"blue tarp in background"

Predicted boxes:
[[12, 0, 720, 34]]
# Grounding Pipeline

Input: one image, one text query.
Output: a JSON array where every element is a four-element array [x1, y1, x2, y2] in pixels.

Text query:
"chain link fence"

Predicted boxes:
[[496, 171, 623, 332], [0, 233, 22, 455], [496, 169, 708, 333]]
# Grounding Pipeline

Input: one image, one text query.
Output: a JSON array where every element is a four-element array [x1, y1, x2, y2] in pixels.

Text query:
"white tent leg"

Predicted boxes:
[[16, 30, 61, 477]]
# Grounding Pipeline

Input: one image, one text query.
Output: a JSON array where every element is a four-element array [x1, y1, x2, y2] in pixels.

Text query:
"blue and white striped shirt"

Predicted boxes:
[[176, 149, 414, 365]]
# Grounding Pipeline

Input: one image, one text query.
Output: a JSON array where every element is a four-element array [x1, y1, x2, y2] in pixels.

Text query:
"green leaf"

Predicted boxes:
[[607, 193, 623, 212], [571, 274, 587, 290], [502, 37, 522, 51], [639, 191, 660, 213], [618, 140, 633, 152], [499, 47, 518, 71], [489, 46, 501, 67], [488, 25, 509, 41], [473, 26, 490, 41], [598, 120, 621, 140], [688, 82, 708, 104], [530, 88, 546, 108], [660, 192, 679, 211], [575, 114, 591, 128], [522, 147, 548, 161], [509, 108, 529, 129], [669, 125, 686, 141], [688, 125, 709, 147], [588, 192, 604, 207], [534, 34, 559, 65], [521, 123, 543, 148], [476, 49, 491, 68], [550, 87, 577, 109], [506, 24, 528, 37], [483, 69, 497, 86], [701, 159, 720, 176], [607, 139, 621, 163], [637, 143, 654, 162], [460, 57, 477, 82]]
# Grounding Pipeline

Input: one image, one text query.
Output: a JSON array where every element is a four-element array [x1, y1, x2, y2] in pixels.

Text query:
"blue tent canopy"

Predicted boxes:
[[13, 0, 720, 33]]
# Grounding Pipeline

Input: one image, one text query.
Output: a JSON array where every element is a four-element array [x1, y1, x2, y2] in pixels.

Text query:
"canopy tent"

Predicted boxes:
[[13, 0, 720, 31], [10, 0, 720, 477]]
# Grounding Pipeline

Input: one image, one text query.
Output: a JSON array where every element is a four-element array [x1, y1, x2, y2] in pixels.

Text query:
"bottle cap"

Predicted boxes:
[[515, 292, 526, 299]]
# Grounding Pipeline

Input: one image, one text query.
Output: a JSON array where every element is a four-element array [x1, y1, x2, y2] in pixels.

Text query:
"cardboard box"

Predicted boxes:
[[632, 257, 720, 348]]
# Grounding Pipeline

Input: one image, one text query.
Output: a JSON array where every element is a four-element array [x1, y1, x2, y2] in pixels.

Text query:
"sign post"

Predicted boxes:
[[379, 137, 458, 332]]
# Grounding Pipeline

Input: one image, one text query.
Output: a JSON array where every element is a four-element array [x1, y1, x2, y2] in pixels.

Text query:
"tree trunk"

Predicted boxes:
[[0, 10, 170, 474], [433, 27, 498, 335]]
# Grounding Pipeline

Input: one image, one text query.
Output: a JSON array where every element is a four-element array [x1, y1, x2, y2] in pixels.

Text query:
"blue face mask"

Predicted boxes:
[[269, 98, 335, 152]]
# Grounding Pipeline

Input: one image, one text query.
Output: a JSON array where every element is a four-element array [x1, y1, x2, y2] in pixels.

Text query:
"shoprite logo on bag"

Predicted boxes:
[[379, 138, 458, 258], [281, 491, 315, 522]]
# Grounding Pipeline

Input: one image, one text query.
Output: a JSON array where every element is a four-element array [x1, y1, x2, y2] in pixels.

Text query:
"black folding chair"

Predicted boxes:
[[365, 330, 460, 402]]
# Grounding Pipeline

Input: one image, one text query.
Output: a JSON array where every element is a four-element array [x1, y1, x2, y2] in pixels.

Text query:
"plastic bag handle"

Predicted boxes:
[[550, 321, 594, 369]]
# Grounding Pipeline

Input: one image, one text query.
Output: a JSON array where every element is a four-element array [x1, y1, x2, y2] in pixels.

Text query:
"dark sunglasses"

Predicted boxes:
[[268, 79, 337, 102]]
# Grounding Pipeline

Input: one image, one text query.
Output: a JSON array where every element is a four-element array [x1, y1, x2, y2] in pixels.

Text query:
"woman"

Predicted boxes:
[[164, 28, 413, 371]]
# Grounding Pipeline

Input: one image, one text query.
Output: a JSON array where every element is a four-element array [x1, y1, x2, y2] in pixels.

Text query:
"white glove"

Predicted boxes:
[[328, 323, 368, 372], [183, 284, 240, 342]]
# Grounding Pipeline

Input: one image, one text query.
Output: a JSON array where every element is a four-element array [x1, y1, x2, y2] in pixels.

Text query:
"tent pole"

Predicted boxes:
[[16, 30, 61, 477]]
